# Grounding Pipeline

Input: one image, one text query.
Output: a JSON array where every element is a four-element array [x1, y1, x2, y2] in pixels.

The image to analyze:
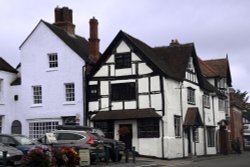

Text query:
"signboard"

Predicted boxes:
[[79, 149, 90, 166], [45, 133, 57, 143]]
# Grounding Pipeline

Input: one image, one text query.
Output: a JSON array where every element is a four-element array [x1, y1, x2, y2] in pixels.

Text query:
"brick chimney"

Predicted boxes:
[[89, 17, 100, 63], [53, 7, 75, 35]]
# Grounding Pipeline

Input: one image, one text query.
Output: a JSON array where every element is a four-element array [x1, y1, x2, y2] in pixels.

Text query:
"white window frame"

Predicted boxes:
[[29, 121, 59, 139], [65, 83, 75, 102], [48, 53, 58, 68], [187, 87, 196, 104], [32, 86, 42, 104]]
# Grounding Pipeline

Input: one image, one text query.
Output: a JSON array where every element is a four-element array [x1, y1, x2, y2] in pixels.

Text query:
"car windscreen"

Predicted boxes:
[[13, 136, 34, 145]]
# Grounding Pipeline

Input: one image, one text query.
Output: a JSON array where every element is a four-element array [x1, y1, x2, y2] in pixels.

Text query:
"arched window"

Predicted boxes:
[[11, 120, 22, 134]]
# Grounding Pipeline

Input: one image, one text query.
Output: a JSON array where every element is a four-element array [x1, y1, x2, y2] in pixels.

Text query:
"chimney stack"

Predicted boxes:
[[53, 6, 75, 35], [89, 17, 100, 63]]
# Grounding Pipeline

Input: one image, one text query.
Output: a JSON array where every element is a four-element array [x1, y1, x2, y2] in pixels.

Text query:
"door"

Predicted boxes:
[[119, 124, 132, 150], [185, 128, 192, 155]]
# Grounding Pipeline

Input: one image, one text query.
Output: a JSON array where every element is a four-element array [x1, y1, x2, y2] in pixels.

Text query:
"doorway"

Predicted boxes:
[[119, 124, 132, 150]]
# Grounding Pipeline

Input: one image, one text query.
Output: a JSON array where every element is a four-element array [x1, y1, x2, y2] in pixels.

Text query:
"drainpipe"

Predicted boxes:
[[202, 95, 207, 155], [160, 76, 165, 159], [161, 118, 165, 159], [180, 82, 185, 158], [82, 65, 87, 126]]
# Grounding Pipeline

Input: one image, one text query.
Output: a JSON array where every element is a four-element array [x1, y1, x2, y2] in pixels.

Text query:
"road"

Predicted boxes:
[[95, 151, 250, 167]]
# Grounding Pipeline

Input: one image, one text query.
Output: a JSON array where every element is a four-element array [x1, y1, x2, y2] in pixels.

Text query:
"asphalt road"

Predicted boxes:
[[96, 151, 250, 167]]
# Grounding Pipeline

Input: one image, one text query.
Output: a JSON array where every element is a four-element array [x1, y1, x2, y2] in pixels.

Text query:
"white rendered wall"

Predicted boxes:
[[19, 22, 85, 136]]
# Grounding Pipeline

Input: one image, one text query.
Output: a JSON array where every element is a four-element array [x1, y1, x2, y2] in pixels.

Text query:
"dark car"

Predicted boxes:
[[0, 134, 38, 154], [0, 143, 23, 166], [37, 130, 105, 162], [57, 125, 126, 162]]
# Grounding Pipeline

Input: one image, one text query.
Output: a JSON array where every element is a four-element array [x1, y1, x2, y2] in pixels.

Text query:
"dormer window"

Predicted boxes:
[[48, 53, 58, 68], [115, 52, 131, 69]]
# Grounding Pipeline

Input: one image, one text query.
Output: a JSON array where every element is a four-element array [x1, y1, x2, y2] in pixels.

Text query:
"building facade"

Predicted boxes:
[[0, 7, 100, 139], [87, 32, 232, 158]]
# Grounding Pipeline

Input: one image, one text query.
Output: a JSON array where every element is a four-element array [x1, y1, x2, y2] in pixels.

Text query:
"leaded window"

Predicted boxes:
[[174, 115, 181, 137], [187, 87, 195, 104], [138, 119, 159, 138], [111, 82, 136, 101], [115, 53, 131, 69], [94, 121, 114, 139]]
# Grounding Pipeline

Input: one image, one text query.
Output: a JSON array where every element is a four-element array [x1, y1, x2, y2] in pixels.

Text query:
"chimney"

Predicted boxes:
[[170, 39, 180, 46], [89, 17, 100, 63], [53, 6, 75, 35]]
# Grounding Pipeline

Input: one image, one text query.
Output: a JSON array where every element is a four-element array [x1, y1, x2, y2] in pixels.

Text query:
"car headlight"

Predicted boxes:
[[0, 152, 10, 157]]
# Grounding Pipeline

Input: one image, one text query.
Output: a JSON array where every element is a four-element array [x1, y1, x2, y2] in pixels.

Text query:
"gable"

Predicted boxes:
[[19, 20, 92, 64], [94, 39, 153, 77]]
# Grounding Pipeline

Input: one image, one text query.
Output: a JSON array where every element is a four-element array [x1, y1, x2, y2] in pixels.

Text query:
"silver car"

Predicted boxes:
[[38, 130, 105, 162]]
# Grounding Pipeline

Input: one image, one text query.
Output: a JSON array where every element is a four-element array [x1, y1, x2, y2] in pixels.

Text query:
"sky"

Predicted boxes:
[[0, 0, 249, 100]]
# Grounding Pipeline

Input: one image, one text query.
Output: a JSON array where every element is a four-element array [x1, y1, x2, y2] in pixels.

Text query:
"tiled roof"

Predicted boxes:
[[92, 108, 161, 121], [203, 59, 228, 77], [183, 107, 203, 127], [42, 20, 94, 64], [0, 57, 17, 73]]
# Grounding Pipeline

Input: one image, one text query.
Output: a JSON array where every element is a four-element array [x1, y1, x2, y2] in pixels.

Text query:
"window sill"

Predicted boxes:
[[46, 68, 58, 72], [63, 101, 77, 105], [188, 102, 196, 105], [30, 104, 43, 108]]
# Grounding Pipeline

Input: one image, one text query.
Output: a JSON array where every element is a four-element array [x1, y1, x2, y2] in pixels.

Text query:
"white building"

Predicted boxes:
[[1, 7, 100, 139], [87, 32, 232, 158]]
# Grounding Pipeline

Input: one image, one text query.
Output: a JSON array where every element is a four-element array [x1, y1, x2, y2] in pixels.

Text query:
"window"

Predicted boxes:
[[29, 121, 58, 139], [0, 79, 3, 103], [138, 119, 159, 138], [203, 94, 210, 108], [217, 78, 226, 89], [207, 127, 215, 147], [115, 53, 131, 69], [88, 85, 99, 101], [187, 87, 195, 104], [65, 83, 75, 101], [48, 53, 58, 68], [219, 98, 225, 111], [193, 128, 199, 143], [56, 133, 83, 140], [95, 121, 114, 139], [186, 57, 194, 72], [33, 86, 42, 104], [174, 116, 181, 137], [111, 83, 136, 101]]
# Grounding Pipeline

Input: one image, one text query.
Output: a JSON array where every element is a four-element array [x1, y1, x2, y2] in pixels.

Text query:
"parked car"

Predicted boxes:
[[37, 130, 105, 162], [0, 134, 38, 154], [57, 125, 126, 162], [0, 143, 23, 166]]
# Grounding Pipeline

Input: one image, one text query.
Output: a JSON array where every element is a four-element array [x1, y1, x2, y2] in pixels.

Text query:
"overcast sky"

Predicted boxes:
[[0, 0, 249, 100]]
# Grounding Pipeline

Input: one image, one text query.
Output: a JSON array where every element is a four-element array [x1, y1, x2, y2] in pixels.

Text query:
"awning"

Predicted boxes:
[[92, 108, 161, 121], [183, 107, 203, 127]]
